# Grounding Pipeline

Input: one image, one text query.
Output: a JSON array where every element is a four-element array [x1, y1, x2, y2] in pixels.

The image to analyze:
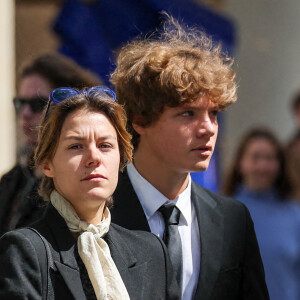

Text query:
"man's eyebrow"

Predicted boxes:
[[178, 104, 220, 110]]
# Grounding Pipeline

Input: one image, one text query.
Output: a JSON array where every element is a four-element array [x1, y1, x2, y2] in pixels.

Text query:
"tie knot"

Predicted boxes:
[[159, 204, 181, 225]]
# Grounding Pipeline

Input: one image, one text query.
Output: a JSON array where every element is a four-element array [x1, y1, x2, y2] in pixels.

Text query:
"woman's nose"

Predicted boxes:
[[86, 146, 101, 167]]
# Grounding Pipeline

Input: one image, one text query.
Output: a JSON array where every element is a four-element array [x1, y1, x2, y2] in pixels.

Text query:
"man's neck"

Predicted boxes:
[[133, 150, 190, 200]]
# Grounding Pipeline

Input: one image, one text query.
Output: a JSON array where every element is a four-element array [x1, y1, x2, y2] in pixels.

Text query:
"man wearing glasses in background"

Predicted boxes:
[[0, 53, 101, 235]]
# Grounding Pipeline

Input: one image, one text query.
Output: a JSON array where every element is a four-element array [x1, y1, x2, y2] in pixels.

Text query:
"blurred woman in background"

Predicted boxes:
[[222, 128, 300, 300]]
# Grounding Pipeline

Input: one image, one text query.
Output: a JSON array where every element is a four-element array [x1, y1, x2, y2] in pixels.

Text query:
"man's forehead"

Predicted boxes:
[[18, 74, 52, 99], [179, 97, 218, 109]]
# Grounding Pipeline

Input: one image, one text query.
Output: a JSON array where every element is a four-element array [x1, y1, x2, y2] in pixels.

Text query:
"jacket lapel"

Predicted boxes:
[[105, 225, 148, 300], [112, 168, 150, 231], [192, 182, 224, 300], [44, 205, 86, 300]]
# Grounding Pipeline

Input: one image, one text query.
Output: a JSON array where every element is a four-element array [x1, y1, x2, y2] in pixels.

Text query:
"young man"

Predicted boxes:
[[110, 17, 269, 300]]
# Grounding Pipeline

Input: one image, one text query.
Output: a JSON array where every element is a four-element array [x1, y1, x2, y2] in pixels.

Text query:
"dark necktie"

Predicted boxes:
[[159, 204, 183, 290]]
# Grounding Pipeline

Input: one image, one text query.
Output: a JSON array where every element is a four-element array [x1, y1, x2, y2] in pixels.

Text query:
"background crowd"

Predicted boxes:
[[1, 1, 300, 300]]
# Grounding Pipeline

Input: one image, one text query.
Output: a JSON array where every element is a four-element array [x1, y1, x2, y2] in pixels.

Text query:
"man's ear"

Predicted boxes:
[[132, 117, 146, 135], [41, 160, 54, 178]]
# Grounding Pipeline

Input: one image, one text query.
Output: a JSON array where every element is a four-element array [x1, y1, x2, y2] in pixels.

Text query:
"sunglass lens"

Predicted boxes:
[[30, 98, 48, 112], [13, 97, 47, 113], [88, 87, 116, 101], [51, 88, 79, 104], [13, 98, 23, 113]]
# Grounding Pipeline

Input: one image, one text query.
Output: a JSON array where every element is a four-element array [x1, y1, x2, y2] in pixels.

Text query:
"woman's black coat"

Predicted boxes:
[[0, 204, 179, 300]]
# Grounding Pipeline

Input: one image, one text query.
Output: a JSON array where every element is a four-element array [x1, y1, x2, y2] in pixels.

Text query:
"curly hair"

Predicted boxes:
[[222, 128, 292, 199], [34, 90, 133, 202], [110, 14, 237, 148]]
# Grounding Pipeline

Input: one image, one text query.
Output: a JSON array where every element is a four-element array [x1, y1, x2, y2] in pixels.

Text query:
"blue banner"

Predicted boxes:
[[53, 0, 236, 192]]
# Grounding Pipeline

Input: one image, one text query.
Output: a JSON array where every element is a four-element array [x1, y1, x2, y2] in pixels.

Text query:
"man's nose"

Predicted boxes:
[[19, 103, 34, 119], [196, 115, 216, 137]]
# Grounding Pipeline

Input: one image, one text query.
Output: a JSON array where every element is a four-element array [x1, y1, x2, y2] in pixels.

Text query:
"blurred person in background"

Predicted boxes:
[[286, 91, 300, 202], [0, 53, 101, 235], [222, 128, 300, 300], [290, 90, 300, 130]]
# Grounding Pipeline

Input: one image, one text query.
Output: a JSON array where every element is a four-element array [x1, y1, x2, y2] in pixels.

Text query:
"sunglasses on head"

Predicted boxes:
[[44, 86, 116, 117], [13, 97, 48, 113]]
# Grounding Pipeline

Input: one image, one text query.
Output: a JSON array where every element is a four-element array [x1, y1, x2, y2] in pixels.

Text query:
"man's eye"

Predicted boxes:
[[181, 111, 194, 117], [210, 110, 219, 117]]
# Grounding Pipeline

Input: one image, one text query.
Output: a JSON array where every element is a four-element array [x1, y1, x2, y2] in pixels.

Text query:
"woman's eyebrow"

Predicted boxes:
[[63, 135, 85, 141], [63, 134, 117, 141]]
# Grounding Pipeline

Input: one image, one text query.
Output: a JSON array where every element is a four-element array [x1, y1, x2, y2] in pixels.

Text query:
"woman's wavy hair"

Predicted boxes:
[[222, 128, 292, 199], [110, 13, 237, 148], [34, 89, 133, 202]]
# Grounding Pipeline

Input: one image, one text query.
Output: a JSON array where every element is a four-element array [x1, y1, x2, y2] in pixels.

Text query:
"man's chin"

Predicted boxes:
[[24, 133, 38, 146], [190, 163, 209, 173], [190, 159, 210, 173]]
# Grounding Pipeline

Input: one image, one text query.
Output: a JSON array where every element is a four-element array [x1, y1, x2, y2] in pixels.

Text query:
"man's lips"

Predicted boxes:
[[191, 145, 212, 156], [81, 174, 107, 181]]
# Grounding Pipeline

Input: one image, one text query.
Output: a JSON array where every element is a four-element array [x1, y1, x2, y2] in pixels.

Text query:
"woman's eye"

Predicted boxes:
[[99, 143, 112, 149], [69, 144, 82, 150], [181, 110, 194, 117]]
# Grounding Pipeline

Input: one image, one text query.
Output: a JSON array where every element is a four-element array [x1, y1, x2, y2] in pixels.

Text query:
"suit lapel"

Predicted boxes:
[[112, 168, 150, 231], [45, 204, 148, 300], [113, 170, 225, 299], [192, 182, 224, 300], [44, 205, 86, 300], [105, 225, 148, 300]]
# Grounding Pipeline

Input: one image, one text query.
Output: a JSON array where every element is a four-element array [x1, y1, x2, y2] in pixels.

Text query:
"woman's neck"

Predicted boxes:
[[75, 203, 106, 225]]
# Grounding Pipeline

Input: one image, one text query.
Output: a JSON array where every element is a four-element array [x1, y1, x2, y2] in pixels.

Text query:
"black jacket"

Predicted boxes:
[[111, 169, 270, 300], [0, 165, 46, 235], [0, 204, 180, 300]]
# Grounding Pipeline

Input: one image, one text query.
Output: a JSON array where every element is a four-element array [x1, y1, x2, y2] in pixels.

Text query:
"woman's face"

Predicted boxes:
[[43, 109, 120, 213], [239, 138, 280, 191]]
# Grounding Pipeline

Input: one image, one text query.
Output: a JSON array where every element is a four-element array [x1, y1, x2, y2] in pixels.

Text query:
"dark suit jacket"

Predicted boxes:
[[111, 169, 270, 300], [0, 204, 179, 300], [0, 164, 45, 235]]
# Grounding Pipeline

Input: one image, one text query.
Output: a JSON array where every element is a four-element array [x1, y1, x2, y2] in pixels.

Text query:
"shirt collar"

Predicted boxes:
[[127, 163, 192, 226]]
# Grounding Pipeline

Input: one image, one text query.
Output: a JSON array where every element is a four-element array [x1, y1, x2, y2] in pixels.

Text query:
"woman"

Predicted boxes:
[[0, 87, 179, 300], [222, 128, 300, 300], [0, 53, 102, 235]]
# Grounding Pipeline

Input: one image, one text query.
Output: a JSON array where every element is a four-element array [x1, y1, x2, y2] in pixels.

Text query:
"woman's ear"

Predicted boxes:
[[42, 160, 54, 178]]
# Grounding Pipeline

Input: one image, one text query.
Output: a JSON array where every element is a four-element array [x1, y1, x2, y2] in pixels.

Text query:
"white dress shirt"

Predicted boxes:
[[127, 163, 201, 300]]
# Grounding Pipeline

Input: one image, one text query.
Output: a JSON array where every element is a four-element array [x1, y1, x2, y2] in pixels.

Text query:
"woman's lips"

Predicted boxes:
[[81, 174, 107, 182]]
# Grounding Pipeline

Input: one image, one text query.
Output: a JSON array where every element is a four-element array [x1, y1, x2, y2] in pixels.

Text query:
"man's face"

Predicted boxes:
[[17, 74, 52, 145], [135, 95, 219, 175]]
